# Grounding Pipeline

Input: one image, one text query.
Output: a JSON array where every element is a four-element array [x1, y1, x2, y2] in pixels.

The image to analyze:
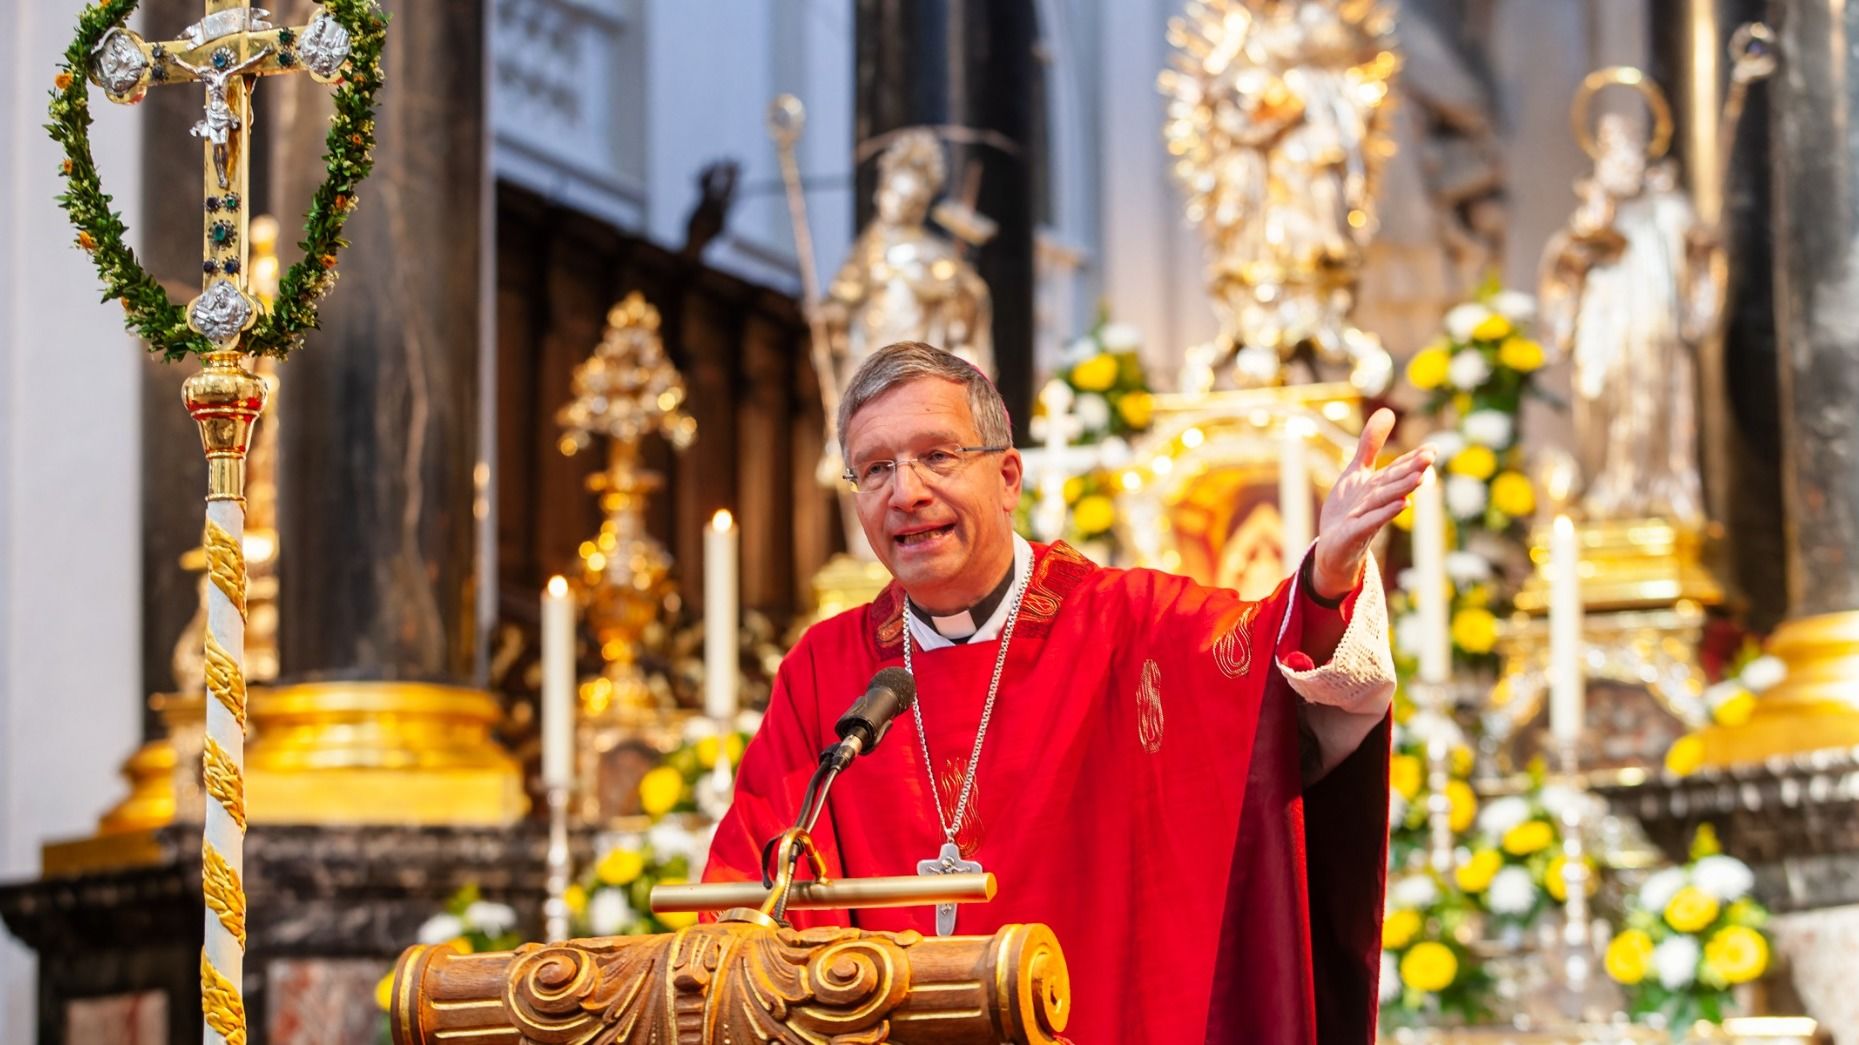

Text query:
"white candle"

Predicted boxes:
[[541, 575, 575, 789], [705, 510, 739, 720], [1414, 467, 1450, 684], [1279, 418, 1313, 563], [1549, 514, 1585, 743]]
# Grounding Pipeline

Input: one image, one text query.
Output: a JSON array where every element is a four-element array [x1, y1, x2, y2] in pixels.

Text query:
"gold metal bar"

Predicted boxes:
[[651, 873, 995, 913]]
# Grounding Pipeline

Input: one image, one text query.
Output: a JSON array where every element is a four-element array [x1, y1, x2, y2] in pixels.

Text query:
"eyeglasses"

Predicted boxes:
[[843, 445, 1007, 494]]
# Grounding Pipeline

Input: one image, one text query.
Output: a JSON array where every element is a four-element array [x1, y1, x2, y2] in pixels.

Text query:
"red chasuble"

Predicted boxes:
[[704, 541, 1391, 1043]]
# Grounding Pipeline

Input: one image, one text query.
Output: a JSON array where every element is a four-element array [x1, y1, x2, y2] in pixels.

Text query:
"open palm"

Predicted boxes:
[[1311, 408, 1435, 598]]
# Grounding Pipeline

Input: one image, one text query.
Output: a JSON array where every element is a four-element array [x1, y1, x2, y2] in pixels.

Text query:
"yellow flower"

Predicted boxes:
[[1665, 734, 1705, 777], [1545, 855, 1597, 901], [374, 970, 396, 1011], [1447, 779, 1478, 833], [1499, 337, 1545, 371], [596, 847, 646, 887], [1472, 314, 1513, 341], [1062, 475, 1086, 505], [1703, 925, 1770, 984], [1450, 743, 1476, 778], [1605, 929, 1655, 985], [1713, 689, 1757, 727], [1665, 885, 1722, 933], [1406, 345, 1451, 390], [564, 883, 588, 916], [725, 732, 746, 766], [1449, 445, 1498, 481], [1490, 471, 1535, 517], [1392, 499, 1415, 531], [655, 878, 699, 929], [1502, 819, 1555, 856], [1389, 754, 1424, 801], [1455, 849, 1503, 894], [1451, 607, 1498, 655], [638, 765, 686, 818], [1399, 941, 1459, 993], [1070, 354, 1119, 392], [1382, 907, 1423, 950], [1453, 393, 1473, 415], [695, 735, 721, 768], [1117, 391, 1155, 429], [1072, 494, 1116, 535], [443, 937, 472, 955]]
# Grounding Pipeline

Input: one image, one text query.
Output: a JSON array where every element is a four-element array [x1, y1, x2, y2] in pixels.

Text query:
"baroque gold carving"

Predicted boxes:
[[396, 920, 1069, 1045], [203, 842, 247, 949], [205, 517, 248, 617], [201, 950, 247, 1045], [204, 630, 247, 731], [203, 734, 247, 830]]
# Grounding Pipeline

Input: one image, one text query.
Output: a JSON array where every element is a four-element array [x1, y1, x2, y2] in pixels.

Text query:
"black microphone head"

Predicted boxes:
[[835, 667, 918, 753]]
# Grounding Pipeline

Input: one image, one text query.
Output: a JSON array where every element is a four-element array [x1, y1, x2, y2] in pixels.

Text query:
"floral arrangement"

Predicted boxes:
[[630, 713, 757, 818], [1605, 826, 1772, 1029], [1385, 696, 1479, 872], [1455, 770, 1596, 937], [1664, 647, 1786, 776], [1379, 870, 1496, 1027], [1023, 314, 1154, 553], [376, 884, 522, 1017]]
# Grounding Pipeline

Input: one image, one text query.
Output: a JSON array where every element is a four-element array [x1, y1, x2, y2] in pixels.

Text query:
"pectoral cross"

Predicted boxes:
[[916, 840, 982, 937], [88, 1, 353, 347]]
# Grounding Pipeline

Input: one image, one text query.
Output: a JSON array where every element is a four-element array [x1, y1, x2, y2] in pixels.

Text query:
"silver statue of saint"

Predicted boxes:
[[915, 840, 982, 938], [1540, 97, 1716, 527]]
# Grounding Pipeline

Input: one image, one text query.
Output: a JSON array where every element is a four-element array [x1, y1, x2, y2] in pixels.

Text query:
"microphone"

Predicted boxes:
[[824, 667, 917, 771]]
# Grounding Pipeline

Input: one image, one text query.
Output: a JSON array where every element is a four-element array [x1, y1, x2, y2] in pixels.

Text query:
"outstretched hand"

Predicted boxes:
[[1311, 408, 1435, 599]]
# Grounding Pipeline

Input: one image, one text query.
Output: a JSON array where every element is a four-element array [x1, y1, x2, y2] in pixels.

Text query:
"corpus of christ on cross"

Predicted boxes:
[[88, 0, 352, 349]]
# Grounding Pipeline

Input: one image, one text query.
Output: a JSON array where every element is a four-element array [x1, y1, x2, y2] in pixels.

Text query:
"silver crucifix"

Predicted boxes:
[[916, 840, 982, 937]]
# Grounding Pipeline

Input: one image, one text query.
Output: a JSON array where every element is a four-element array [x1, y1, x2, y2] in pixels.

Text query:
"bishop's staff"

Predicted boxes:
[[766, 95, 845, 485], [53, 2, 387, 1041]]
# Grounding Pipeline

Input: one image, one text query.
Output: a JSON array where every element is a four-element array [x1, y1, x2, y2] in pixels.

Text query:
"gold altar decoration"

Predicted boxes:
[[1680, 611, 1859, 767], [1159, 0, 1399, 394], [1112, 384, 1361, 598], [391, 920, 1070, 1045]]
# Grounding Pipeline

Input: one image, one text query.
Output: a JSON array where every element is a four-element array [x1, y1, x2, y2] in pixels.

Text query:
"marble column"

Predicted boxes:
[[257, 0, 521, 822], [854, 0, 1039, 440]]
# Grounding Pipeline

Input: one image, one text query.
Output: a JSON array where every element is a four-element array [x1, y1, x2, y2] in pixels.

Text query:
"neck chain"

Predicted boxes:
[[903, 566, 1028, 848]]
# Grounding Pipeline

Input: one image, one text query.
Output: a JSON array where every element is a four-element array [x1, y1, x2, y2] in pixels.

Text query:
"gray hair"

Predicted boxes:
[[837, 342, 1013, 456]]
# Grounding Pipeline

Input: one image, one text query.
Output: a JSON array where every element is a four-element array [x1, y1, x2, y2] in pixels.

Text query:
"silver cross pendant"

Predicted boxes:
[[916, 840, 982, 937]]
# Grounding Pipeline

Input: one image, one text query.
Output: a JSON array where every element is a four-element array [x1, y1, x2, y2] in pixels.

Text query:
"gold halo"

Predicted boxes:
[[1570, 66, 1674, 160]]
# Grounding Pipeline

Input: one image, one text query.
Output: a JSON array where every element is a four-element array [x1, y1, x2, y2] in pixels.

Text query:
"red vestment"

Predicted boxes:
[[704, 542, 1391, 1043]]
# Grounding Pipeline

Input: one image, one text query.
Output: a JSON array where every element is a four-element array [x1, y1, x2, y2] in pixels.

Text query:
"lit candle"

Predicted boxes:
[[541, 575, 575, 789], [1414, 467, 1450, 684], [1549, 514, 1585, 743], [705, 510, 739, 720], [1279, 418, 1312, 564]]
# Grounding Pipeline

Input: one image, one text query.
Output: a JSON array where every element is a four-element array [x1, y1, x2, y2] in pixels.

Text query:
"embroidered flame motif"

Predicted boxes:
[[1137, 658, 1165, 754], [936, 757, 985, 858], [1213, 602, 1260, 679]]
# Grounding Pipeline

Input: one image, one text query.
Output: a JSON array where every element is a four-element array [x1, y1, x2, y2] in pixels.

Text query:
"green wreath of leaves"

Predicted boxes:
[[48, 0, 387, 362]]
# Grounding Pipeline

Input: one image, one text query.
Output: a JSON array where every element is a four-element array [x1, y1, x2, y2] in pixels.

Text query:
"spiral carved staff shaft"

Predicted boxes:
[[185, 351, 267, 1045]]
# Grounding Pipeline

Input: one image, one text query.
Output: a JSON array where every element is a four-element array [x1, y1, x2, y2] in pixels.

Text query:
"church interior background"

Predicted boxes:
[[2, 0, 1856, 1041]]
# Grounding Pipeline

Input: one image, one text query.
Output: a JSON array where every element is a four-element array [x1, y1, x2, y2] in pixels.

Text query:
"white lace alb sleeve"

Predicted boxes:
[[1273, 550, 1396, 779]]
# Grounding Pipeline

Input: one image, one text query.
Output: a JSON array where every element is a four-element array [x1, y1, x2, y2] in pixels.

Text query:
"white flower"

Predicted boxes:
[[1379, 951, 1402, 1002], [1445, 475, 1489, 518], [648, 821, 700, 866], [1406, 709, 1464, 749], [1394, 612, 1422, 657], [1099, 323, 1142, 351], [1487, 867, 1538, 915], [1234, 344, 1281, 384], [734, 708, 764, 735], [1391, 873, 1440, 910], [1445, 550, 1492, 585], [416, 913, 465, 945], [1693, 855, 1756, 902], [1537, 783, 1586, 822], [1489, 290, 1537, 324], [1739, 655, 1787, 692], [1638, 867, 1690, 915], [1389, 790, 1409, 829], [1096, 435, 1132, 469], [587, 887, 634, 936], [1448, 350, 1491, 390], [1028, 415, 1049, 441], [1704, 680, 1749, 713], [1073, 393, 1111, 432], [1445, 303, 1494, 342], [463, 901, 517, 936], [1654, 934, 1700, 989], [1461, 409, 1514, 449], [1477, 796, 1532, 839], [1424, 430, 1466, 461], [1062, 336, 1098, 365]]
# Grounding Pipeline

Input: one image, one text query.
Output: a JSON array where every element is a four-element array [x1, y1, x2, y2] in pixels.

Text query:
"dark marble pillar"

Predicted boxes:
[[854, 0, 1040, 441], [268, 0, 490, 685]]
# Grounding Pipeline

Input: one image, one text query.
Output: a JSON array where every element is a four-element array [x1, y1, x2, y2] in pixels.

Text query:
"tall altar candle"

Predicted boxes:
[[541, 575, 575, 789], [1549, 514, 1585, 743], [1414, 467, 1450, 683], [706, 510, 739, 720], [1279, 419, 1313, 561]]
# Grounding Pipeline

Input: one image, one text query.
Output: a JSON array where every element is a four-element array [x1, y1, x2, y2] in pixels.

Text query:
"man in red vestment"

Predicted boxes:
[[704, 341, 1432, 1043]]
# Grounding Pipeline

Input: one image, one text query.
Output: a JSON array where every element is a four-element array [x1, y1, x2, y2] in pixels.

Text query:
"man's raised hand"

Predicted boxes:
[[1310, 408, 1435, 599]]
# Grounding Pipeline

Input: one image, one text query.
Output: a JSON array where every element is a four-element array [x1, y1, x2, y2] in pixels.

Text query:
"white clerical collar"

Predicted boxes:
[[905, 534, 1033, 651]]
